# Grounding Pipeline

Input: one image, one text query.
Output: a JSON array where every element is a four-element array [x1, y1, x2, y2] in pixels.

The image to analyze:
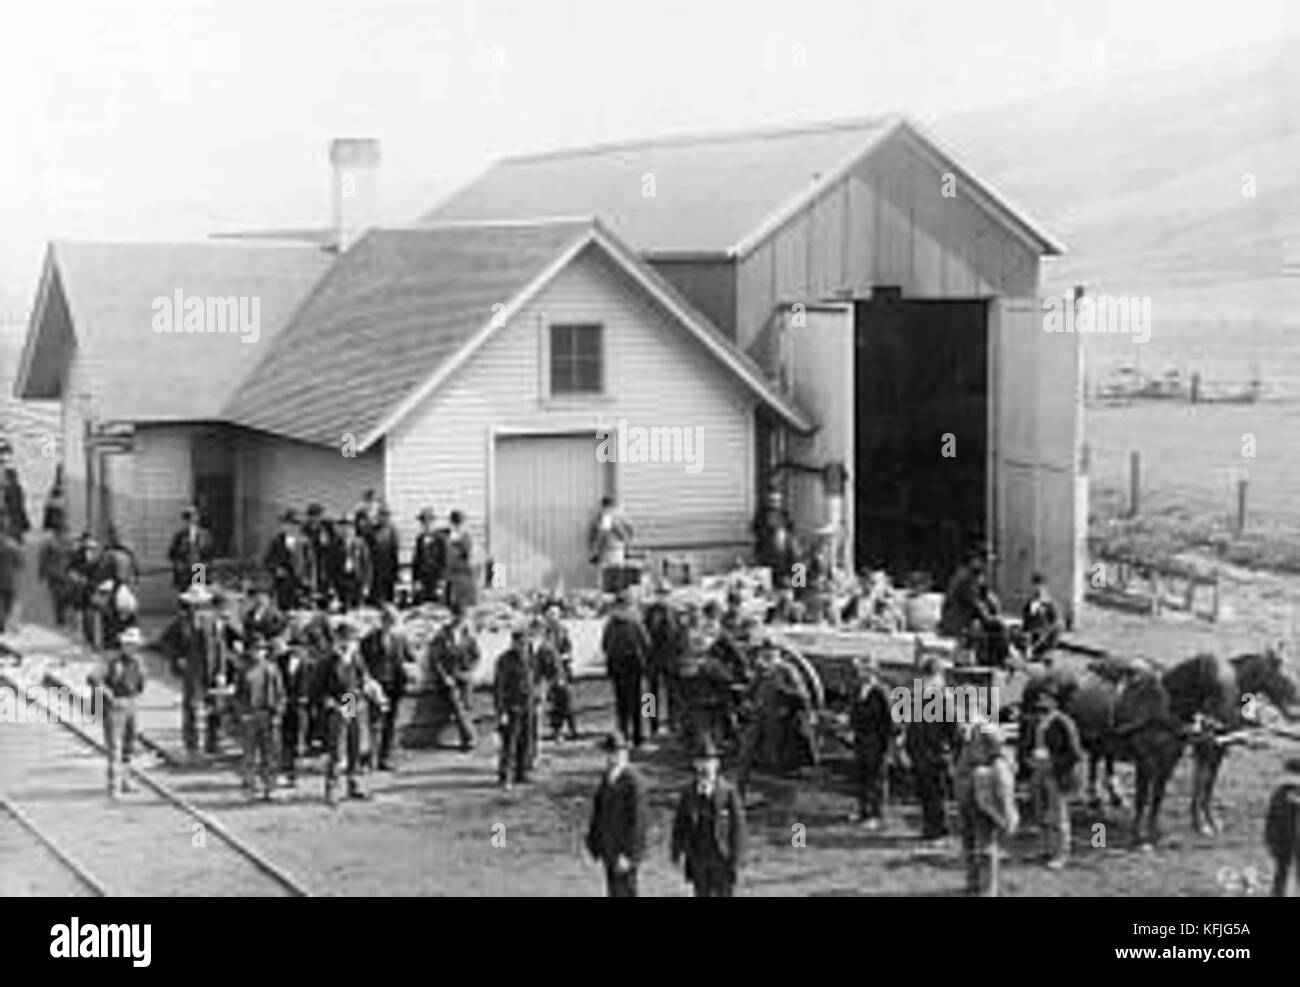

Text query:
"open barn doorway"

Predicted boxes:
[[853, 291, 989, 590]]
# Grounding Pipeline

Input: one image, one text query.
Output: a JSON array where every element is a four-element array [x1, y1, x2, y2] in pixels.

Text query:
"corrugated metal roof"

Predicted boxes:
[[225, 220, 596, 446], [423, 117, 902, 255], [23, 241, 332, 422]]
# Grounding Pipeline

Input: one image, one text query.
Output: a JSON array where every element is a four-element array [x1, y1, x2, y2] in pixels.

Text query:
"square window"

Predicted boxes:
[[550, 324, 603, 395]]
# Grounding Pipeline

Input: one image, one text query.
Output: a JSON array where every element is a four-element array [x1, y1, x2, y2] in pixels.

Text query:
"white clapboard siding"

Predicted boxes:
[[387, 245, 757, 584]]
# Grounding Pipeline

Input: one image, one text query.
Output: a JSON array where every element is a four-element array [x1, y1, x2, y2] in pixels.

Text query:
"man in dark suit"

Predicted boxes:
[[167, 506, 214, 591], [411, 507, 447, 605], [494, 624, 536, 789], [302, 503, 338, 607], [265, 510, 311, 611], [368, 505, 400, 606], [333, 517, 373, 610], [586, 733, 648, 896], [850, 656, 895, 828], [0, 445, 30, 542], [601, 592, 650, 747], [361, 604, 410, 771], [671, 735, 746, 897]]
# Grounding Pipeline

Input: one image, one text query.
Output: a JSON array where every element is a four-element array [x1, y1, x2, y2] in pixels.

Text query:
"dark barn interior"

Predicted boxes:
[[854, 292, 989, 588]]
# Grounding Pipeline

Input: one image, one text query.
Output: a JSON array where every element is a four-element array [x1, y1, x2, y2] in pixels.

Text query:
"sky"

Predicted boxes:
[[1, 0, 1295, 322]]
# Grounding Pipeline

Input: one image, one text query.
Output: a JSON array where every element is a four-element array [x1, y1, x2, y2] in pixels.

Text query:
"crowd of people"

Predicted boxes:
[[3, 460, 1092, 897]]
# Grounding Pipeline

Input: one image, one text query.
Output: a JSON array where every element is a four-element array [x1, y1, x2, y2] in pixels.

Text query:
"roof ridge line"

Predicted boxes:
[[501, 114, 902, 165], [409, 215, 597, 230]]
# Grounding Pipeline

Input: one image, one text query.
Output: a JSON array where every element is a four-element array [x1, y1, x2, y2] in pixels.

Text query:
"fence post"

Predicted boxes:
[[1128, 451, 1141, 518], [1235, 478, 1248, 534]]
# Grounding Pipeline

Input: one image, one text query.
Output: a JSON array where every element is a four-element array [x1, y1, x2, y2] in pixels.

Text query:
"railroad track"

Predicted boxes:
[[0, 672, 312, 897]]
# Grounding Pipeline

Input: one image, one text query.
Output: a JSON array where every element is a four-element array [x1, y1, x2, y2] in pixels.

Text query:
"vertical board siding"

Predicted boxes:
[[495, 434, 607, 591], [387, 246, 757, 583], [243, 433, 383, 557], [735, 136, 1045, 349]]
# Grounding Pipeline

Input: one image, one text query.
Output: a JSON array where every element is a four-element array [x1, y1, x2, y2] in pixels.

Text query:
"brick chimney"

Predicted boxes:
[[329, 138, 381, 252]]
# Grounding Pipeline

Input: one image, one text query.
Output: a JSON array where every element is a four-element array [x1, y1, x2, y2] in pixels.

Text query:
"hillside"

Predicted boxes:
[[938, 36, 1300, 331]]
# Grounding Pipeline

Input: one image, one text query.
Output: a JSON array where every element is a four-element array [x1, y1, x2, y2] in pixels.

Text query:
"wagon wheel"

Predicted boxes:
[[777, 644, 826, 712]]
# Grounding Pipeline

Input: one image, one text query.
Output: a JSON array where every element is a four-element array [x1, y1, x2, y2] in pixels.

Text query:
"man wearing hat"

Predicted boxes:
[[87, 626, 147, 798], [0, 443, 30, 542], [443, 510, 476, 612], [642, 581, 685, 738], [601, 592, 650, 748], [367, 505, 400, 606], [301, 504, 339, 607], [236, 633, 286, 801], [173, 584, 225, 758], [361, 604, 410, 771], [954, 718, 1019, 896], [265, 509, 310, 611], [1266, 758, 1300, 896], [905, 655, 959, 843], [321, 620, 377, 804], [671, 735, 747, 896], [1029, 686, 1084, 869], [586, 733, 648, 896], [494, 624, 537, 790], [849, 655, 894, 828], [411, 508, 448, 605], [426, 604, 479, 751], [333, 516, 373, 610], [167, 506, 214, 592]]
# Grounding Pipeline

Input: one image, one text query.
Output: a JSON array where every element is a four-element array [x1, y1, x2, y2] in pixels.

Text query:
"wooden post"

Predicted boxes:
[[1236, 478, 1248, 534], [1128, 451, 1141, 517]]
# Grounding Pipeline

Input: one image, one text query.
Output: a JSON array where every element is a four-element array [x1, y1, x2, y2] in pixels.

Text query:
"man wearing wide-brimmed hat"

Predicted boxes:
[[321, 617, 375, 804], [175, 582, 224, 758], [264, 508, 310, 611], [671, 735, 747, 896], [87, 626, 147, 798]]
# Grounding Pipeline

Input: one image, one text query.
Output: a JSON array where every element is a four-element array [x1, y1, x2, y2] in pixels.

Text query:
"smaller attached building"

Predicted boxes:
[[226, 218, 811, 591]]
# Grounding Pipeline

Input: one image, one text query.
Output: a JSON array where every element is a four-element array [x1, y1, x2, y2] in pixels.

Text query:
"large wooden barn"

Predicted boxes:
[[15, 119, 1082, 618], [427, 116, 1084, 619]]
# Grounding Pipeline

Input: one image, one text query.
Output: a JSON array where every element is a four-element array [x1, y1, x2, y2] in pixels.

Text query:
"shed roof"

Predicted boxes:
[[225, 217, 813, 448], [15, 241, 332, 422], [423, 115, 1063, 259]]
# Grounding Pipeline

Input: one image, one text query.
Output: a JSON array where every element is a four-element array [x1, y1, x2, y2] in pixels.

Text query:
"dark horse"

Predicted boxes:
[[1022, 648, 1298, 846]]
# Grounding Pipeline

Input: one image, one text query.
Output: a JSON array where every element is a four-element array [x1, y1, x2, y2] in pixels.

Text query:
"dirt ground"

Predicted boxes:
[[144, 595, 1296, 898]]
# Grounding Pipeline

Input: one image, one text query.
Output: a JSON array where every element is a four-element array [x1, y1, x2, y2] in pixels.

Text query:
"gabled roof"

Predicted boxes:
[[225, 218, 813, 449], [423, 115, 1063, 259], [15, 241, 332, 422]]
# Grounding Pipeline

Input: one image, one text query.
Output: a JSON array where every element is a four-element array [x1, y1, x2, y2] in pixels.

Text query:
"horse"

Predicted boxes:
[[1265, 776, 1300, 896], [1043, 647, 1299, 846]]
